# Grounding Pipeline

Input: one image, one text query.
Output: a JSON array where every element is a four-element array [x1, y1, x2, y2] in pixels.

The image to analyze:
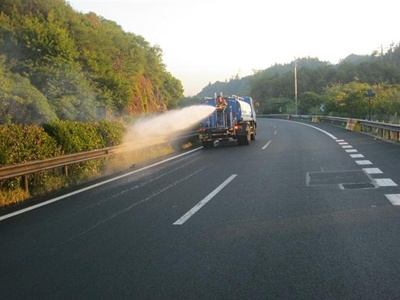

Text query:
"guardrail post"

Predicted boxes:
[[64, 165, 69, 176], [22, 175, 29, 194], [390, 130, 397, 141]]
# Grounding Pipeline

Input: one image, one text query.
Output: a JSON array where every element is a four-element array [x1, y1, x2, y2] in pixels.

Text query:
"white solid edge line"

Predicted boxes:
[[173, 174, 237, 225], [290, 121, 338, 140], [0, 147, 203, 222], [262, 140, 272, 150]]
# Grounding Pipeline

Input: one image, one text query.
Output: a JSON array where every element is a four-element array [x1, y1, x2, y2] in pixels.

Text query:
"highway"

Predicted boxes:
[[2, 118, 400, 299]]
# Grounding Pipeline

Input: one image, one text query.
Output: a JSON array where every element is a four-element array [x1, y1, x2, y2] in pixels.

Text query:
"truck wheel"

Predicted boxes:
[[251, 127, 256, 140], [244, 134, 250, 145], [238, 130, 251, 146], [244, 128, 251, 145], [202, 141, 214, 148]]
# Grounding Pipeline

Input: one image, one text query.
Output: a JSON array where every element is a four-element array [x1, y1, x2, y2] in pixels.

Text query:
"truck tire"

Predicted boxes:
[[244, 130, 251, 145], [250, 123, 256, 140], [202, 141, 214, 148], [251, 129, 256, 141], [238, 128, 251, 146]]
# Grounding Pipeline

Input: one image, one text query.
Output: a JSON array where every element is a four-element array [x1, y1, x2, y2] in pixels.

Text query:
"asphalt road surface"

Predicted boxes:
[[2, 118, 400, 299]]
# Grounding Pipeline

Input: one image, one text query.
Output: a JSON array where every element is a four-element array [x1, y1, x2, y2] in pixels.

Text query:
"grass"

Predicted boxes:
[[0, 188, 30, 207]]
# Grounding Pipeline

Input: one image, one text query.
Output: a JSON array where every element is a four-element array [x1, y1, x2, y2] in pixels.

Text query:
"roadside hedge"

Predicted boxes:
[[0, 120, 124, 206], [42, 120, 124, 153], [0, 123, 61, 166], [42, 120, 125, 178], [95, 120, 124, 148]]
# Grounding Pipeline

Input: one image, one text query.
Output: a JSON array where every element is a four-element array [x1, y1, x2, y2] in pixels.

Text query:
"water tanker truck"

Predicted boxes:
[[199, 94, 257, 147]]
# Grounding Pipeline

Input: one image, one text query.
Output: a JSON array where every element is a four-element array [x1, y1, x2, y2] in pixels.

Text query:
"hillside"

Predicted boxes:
[[196, 57, 331, 98], [0, 0, 183, 124], [189, 45, 400, 119], [197, 76, 251, 99]]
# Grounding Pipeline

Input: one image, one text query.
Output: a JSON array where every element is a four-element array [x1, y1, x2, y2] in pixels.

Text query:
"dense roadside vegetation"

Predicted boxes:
[[0, 120, 126, 206], [0, 0, 185, 206], [0, 0, 183, 125], [0, 119, 180, 207]]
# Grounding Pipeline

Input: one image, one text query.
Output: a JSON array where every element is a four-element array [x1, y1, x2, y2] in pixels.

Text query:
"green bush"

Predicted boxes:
[[0, 124, 62, 202], [0, 121, 125, 206], [0, 124, 61, 166], [95, 120, 124, 147], [43, 120, 104, 153], [42, 120, 125, 179]]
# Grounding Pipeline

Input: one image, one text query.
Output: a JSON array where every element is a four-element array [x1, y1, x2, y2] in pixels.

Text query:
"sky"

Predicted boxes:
[[67, 0, 399, 96]]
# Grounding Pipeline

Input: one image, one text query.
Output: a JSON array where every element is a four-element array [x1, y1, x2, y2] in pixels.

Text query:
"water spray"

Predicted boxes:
[[124, 105, 215, 146]]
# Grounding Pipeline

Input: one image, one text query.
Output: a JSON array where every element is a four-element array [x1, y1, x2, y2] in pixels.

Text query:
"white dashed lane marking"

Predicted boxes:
[[363, 168, 383, 174], [386, 194, 400, 205], [336, 138, 400, 206], [346, 149, 358, 153], [375, 178, 398, 187], [350, 154, 364, 158], [173, 174, 237, 225], [262, 140, 272, 150], [356, 160, 373, 165]]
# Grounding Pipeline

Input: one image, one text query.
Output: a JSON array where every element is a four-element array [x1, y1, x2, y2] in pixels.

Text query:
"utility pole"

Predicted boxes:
[[294, 60, 298, 115]]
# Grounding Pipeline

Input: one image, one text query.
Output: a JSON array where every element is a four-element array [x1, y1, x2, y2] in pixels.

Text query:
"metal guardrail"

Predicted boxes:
[[0, 130, 199, 191], [0, 145, 125, 181]]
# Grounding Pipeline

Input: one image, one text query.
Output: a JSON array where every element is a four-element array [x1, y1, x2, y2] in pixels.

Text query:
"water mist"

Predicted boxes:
[[106, 105, 215, 173]]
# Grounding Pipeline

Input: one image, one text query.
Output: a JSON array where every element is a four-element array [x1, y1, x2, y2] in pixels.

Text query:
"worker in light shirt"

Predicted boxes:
[[216, 95, 227, 111], [216, 95, 227, 126]]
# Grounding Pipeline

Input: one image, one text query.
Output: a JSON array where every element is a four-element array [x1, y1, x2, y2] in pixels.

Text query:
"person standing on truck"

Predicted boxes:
[[216, 95, 227, 110], [216, 95, 227, 126]]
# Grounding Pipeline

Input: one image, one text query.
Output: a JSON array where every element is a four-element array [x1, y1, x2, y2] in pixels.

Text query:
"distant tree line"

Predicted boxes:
[[0, 0, 183, 125], [189, 47, 400, 121], [250, 53, 400, 120]]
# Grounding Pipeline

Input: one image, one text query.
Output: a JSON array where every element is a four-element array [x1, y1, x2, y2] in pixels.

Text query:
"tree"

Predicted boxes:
[[298, 92, 327, 115], [0, 0, 185, 123], [370, 84, 400, 122], [161, 71, 184, 109], [324, 82, 370, 118], [0, 56, 58, 124], [27, 57, 97, 121]]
